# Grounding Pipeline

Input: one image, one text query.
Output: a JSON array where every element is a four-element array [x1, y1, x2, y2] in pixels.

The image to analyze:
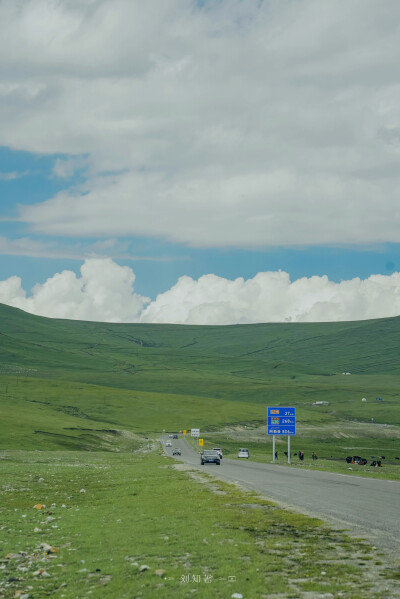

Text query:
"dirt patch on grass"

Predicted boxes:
[[208, 421, 400, 441], [171, 463, 196, 472], [171, 464, 227, 495]]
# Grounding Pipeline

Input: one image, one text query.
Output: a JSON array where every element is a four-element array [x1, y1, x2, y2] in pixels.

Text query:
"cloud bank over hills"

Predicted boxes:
[[1, 258, 400, 325]]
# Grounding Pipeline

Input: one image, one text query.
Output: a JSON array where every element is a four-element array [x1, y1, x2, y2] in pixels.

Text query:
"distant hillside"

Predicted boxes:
[[1, 303, 400, 450], [1, 303, 400, 386]]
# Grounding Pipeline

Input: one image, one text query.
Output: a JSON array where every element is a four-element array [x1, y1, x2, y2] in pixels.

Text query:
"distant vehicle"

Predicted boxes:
[[238, 448, 249, 459], [172, 434, 178, 439], [173, 448, 181, 456], [168, 434, 173, 438], [165, 441, 172, 447], [201, 450, 220, 465], [213, 447, 223, 459]]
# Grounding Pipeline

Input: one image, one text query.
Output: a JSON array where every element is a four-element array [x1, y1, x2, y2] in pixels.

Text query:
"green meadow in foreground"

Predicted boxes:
[[1, 447, 399, 599]]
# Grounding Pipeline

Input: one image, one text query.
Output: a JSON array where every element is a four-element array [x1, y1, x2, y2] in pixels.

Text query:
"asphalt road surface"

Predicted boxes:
[[162, 437, 400, 552]]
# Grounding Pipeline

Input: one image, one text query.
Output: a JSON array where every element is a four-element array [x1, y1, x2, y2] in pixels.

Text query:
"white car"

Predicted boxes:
[[213, 447, 223, 459], [238, 448, 249, 459], [166, 441, 172, 447]]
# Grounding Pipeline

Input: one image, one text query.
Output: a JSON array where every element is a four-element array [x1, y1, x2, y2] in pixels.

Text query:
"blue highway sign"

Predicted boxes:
[[267, 407, 296, 435]]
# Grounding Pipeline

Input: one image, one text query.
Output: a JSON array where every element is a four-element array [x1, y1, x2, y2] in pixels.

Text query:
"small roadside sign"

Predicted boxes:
[[183, 430, 187, 435], [199, 438, 204, 446], [191, 428, 200, 437]]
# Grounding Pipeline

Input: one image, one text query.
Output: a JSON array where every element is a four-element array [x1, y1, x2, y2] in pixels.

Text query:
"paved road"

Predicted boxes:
[[162, 437, 400, 552]]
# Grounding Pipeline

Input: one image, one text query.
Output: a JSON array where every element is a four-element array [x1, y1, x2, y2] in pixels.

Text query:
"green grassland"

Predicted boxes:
[[1, 303, 399, 463], [0, 375, 265, 450], [1, 304, 400, 597]]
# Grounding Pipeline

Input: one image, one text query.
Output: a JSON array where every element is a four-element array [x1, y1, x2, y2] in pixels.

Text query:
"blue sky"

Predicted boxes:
[[1, 0, 400, 324]]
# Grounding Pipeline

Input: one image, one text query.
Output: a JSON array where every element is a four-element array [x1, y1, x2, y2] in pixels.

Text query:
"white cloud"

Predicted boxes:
[[0, 258, 149, 322], [0, 275, 27, 309], [52, 156, 89, 178], [1, 258, 400, 324], [1, 1, 400, 248], [0, 170, 29, 180], [140, 270, 400, 324], [0, 235, 63, 258], [17, 169, 400, 247], [0, 235, 181, 262]]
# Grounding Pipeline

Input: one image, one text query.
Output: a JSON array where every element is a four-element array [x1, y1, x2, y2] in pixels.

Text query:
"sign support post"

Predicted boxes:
[[272, 435, 276, 462], [288, 435, 290, 464], [191, 428, 200, 448]]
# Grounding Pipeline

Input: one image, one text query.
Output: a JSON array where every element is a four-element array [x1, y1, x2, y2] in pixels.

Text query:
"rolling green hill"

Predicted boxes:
[[1, 303, 399, 452]]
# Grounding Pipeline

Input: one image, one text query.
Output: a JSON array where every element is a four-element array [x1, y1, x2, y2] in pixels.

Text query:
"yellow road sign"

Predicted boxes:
[[183, 430, 187, 435], [199, 438, 203, 446]]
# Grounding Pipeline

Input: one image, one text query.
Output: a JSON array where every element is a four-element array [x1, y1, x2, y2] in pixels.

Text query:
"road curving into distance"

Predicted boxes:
[[162, 436, 400, 552]]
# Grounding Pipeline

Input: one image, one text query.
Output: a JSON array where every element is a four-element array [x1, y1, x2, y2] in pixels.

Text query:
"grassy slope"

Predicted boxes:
[[0, 303, 400, 452]]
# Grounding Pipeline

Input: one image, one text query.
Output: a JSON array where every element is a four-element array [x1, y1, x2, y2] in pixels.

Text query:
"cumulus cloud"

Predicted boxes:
[[1, 258, 400, 324], [1, 1, 400, 247], [0, 258, 150, 322], [140, 270, 400, 324]]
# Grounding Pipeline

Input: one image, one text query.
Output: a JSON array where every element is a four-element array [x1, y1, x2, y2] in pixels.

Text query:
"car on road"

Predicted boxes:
[[213, 447, 223, 459], [165, 441, 172, 447], [238, 448, 249, 459], [173, 448, 181, 456], [200, 450, 220, 465], [172, 434, 178, 439]]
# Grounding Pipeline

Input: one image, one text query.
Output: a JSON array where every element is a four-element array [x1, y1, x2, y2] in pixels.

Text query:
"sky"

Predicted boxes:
[[1, 0, 400, 324]]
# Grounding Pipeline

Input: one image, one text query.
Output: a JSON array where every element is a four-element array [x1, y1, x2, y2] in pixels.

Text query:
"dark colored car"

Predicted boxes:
[[172, 434, 178, 439], [173, 448, 181, 456], [201, 450, 220, 465]]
